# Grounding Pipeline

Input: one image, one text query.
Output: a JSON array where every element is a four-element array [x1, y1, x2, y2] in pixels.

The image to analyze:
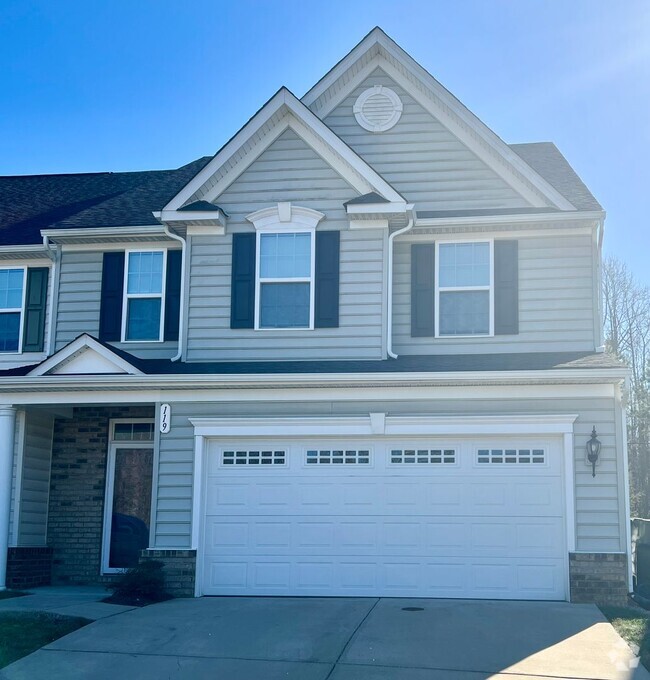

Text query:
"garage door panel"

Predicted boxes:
[[202, 437, 566, 599]]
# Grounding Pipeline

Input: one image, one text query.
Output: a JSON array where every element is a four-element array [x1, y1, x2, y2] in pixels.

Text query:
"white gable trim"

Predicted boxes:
[[29, 335, 143, 377], [163, 88, 405, 211], [303, 29, 575, 211]]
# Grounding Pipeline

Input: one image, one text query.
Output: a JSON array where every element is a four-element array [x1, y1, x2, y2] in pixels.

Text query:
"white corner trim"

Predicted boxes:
[[246, 203, 325, 231], [189, 413, 578, 438], [163, 88, 404, 211], [28, 335, 143, 377]]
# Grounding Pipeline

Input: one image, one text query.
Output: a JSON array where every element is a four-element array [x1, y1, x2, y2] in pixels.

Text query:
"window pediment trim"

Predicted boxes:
[[246, 203, 325, 232]]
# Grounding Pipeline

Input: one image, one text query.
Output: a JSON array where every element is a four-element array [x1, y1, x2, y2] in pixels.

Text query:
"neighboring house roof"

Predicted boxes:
[[509, 143, 602, 212], [0, 157, 211, 245]]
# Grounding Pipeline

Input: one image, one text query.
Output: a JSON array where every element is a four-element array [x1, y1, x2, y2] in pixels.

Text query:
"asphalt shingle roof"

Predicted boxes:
[[0, 341, 625, 377], [0, 157, 211, 245], [509, 142, 602, 212]]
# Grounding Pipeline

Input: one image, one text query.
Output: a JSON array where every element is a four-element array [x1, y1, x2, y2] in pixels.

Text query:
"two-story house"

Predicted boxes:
[[0, 28, 630, 604]]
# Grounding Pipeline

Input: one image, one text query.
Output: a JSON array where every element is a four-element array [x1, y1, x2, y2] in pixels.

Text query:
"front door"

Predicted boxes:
[[101, 420, 155, 573]]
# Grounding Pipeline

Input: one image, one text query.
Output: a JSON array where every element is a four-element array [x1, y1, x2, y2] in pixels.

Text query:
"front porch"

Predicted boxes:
[[2, 404, 173, 592]]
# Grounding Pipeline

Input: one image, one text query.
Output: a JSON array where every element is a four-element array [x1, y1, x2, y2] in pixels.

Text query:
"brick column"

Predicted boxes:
[[0, 406, 17, 590]]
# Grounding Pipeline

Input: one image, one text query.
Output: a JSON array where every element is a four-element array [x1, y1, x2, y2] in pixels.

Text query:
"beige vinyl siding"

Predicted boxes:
[[55, 249, 178, 359], [185, 128, 386, 361], [392, 233, 596, 355], [154, 394, 622, 553], [322, 69, 530, 211]]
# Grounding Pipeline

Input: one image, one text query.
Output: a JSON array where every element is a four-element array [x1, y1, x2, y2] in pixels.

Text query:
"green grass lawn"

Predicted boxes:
[[0, 612, 90, 669], [600, 605, 650, 670], [0, 591, 27, 601]]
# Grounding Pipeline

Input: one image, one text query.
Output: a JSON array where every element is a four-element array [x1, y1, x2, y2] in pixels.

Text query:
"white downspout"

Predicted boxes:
[[387, 211, 414, 359], [162, 225, 186, 362], [42, 235, 58, 355]]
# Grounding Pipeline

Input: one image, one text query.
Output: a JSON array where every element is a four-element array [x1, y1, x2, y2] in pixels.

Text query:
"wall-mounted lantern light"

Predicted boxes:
[[586, 426, 601, 477]]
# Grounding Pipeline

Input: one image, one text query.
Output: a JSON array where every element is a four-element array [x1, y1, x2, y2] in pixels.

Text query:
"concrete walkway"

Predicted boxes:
[[0, 585, 135, 620], [2, 596, 649, 679]]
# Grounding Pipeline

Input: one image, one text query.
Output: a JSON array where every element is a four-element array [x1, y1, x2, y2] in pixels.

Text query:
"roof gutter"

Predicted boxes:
[[0, 367, 630, 393], [414, 210, 605, 229], [161, 224, 187, 362]]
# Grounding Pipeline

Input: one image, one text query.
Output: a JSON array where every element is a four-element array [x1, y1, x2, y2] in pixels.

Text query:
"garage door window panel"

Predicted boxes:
[[390, 448, 456, 465], [306, 449, 370, 465]]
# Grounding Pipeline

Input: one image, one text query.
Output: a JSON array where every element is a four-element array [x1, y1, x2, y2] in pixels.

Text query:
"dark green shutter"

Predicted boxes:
[[494, 240, 519, 335], [99, 252, 125, 341], [315, 231, 340, 328], [22, 267, 49, 352], [164, 249, 182, 341], [411, 243, 435, 337], [230, 233, 256, 329]]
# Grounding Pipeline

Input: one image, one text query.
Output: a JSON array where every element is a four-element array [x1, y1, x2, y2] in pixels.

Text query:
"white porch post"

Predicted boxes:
[[0, 406, 16, 590]]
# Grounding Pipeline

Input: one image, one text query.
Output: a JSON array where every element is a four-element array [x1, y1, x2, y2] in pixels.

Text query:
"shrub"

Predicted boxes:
[[106, 560, 169, 604]]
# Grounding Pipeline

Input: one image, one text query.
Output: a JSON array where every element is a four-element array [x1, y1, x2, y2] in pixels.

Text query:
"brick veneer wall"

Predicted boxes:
[[47, 405, 154, 585], [569, 553, 629, 604], [6, 547, 52, 589], [140, 549, 196, 597]]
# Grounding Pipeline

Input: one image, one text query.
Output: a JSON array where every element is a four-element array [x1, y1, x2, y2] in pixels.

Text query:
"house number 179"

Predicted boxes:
[[160, 403, 171, 434]]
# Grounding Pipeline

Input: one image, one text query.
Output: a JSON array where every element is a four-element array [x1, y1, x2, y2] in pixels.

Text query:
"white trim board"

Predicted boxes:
[[163, 88, 405, 211], [189, 413, 579, 438], [302, 28, 575, 211], [28, 334, 143, 377]]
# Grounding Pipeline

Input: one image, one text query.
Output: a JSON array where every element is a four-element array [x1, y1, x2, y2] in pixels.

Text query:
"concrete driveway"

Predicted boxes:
[[2, 597, 649, 679]]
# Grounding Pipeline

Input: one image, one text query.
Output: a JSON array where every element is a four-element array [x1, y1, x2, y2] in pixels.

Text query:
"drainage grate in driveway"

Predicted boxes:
[[401, 606, 424, 611]]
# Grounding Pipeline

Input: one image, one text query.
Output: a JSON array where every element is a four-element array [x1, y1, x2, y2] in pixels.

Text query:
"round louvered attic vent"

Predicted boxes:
[[353, 85, 403, 132]]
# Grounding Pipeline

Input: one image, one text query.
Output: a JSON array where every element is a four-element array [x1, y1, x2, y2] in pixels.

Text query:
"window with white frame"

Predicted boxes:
[[123, 251, 165, 341], [0, 268, 25, 352], [437, 241, 492, 336], [257, 232, 314, 329]]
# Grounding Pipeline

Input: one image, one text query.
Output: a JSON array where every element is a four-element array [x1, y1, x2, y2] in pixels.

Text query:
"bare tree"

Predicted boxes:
[[603, 257, 650, 516]]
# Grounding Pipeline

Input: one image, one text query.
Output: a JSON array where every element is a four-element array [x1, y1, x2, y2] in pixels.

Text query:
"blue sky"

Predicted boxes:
[[1, 1, 648, 281]]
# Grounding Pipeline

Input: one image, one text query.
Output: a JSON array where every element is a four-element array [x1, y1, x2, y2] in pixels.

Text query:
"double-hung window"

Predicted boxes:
[[257, 232, 314, 329], [436, 240, 493, 336], [0, 268, 25, 352], [123, 251, 166, 342]]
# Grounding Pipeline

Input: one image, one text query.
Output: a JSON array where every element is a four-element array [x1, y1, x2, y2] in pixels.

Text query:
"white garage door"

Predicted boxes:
[[201, 437, 566, 600]]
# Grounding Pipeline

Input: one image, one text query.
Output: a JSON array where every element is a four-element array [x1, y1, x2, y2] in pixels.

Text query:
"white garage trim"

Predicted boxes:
[[190, 414, 577, 598]]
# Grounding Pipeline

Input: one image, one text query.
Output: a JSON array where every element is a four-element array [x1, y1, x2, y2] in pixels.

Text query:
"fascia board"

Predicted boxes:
[[28, 335, 143, 377], [0, 245, 50, 257], [164, 89, 403, 211], [41, 225, 167, 243], [1, 367, 629, 391], [414, 210, 604, 229]]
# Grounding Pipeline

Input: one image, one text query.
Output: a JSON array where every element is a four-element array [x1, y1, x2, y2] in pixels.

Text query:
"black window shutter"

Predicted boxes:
[[494, 240, 519, 335], [411, 243, 435, 337], [99, 251, 125, 341], [315, 231, 340, 328], [230, 233, 256, 329], [164, 249, 182, 341], [22, 267, 49, 352]]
